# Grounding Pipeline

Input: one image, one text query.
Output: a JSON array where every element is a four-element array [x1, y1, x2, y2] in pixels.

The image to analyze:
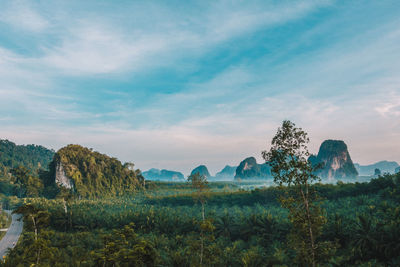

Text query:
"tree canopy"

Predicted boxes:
[[0, 139, 54, 176], [52, 144, 143, 198]]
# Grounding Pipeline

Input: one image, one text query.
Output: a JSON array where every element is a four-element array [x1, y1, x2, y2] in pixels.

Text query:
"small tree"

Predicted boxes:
[[188, 172, 210, 265], [188, 173, 209, 221], [262, 120, 334, 266]]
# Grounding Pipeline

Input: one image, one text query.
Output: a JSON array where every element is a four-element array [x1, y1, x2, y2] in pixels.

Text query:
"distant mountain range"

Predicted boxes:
[[182, 140, 398, 181], [215, 165, 236, 179], [142, 168, 185, 181], [2, 138, 398, 185], [354, 161, 399, 176]]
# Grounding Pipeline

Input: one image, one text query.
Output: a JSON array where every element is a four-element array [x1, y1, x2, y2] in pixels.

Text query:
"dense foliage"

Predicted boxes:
[[0, 140, 54, 197], [53, 145, 144, 198], [0, 210, 10, 229], [1, 143, 145, 199], [0, 139, 54, 175], [1, 173, 399, 266], [0, 210, 11, 240]]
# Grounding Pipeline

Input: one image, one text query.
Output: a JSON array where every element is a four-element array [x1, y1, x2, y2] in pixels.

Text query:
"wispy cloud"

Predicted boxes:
[[0, 0, 49, 32], [34, 0, 331, 75], [42, 24, 171, 74], [374, 91, 400, 118], [0, 0, 399, 173]]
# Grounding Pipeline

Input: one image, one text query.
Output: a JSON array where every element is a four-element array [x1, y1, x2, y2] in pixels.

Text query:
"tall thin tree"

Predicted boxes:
[[262, 120, 333, 266], [188, 172, 209, 265]]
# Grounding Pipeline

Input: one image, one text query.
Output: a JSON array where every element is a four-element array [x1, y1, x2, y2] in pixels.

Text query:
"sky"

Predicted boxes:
[[0, 0, 399, 175]]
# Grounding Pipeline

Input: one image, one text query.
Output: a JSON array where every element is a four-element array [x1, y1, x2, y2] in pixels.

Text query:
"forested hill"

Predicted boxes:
[[52, 144, 144, 197], [0, 139, 54, 175]]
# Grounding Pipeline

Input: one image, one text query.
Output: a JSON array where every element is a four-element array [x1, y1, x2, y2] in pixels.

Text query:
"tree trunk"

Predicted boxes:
[[63, 199, 68, 231], [200, 231, 204, 266], [31, 215, 37, 241], [200, 201, 205, 266], [299, 186, 316, 267], [201, 202, 205, 222], [36, 247, 41, 265], [69, 209, 73, 230]]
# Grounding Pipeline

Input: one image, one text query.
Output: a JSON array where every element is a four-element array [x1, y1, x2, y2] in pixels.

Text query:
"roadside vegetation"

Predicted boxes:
[[0, 210, 11, 241]]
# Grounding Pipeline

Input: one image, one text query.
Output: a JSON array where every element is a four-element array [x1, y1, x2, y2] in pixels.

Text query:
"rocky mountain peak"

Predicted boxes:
[[234, 157, 270, 179], [313, 140, 358, 179], [190, 165, 210, 178], [55, 161, 74, 189]]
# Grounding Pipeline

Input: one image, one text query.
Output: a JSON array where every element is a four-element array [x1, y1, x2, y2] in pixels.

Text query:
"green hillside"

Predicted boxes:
[[52, 144, 144, 197], [0, 140, 55, 197], [0, 139, 55, 175]]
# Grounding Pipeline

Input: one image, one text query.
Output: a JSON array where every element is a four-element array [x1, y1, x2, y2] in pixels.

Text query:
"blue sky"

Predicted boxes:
[[1, 0, 400, 175]]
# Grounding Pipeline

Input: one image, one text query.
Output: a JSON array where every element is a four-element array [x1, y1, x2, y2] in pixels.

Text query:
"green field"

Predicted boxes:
[[1, 174, 399, 266]]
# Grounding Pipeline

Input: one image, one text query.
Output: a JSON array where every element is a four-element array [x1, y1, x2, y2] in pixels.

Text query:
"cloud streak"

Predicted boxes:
[[0, 0, 399, 173], [0, 0, 49, 32], [25, 0, 331, 75]]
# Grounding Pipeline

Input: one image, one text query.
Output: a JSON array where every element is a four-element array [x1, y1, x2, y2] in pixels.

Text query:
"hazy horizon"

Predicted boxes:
[[1, 0, 399, 175], [1, 136, 398, 176]]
